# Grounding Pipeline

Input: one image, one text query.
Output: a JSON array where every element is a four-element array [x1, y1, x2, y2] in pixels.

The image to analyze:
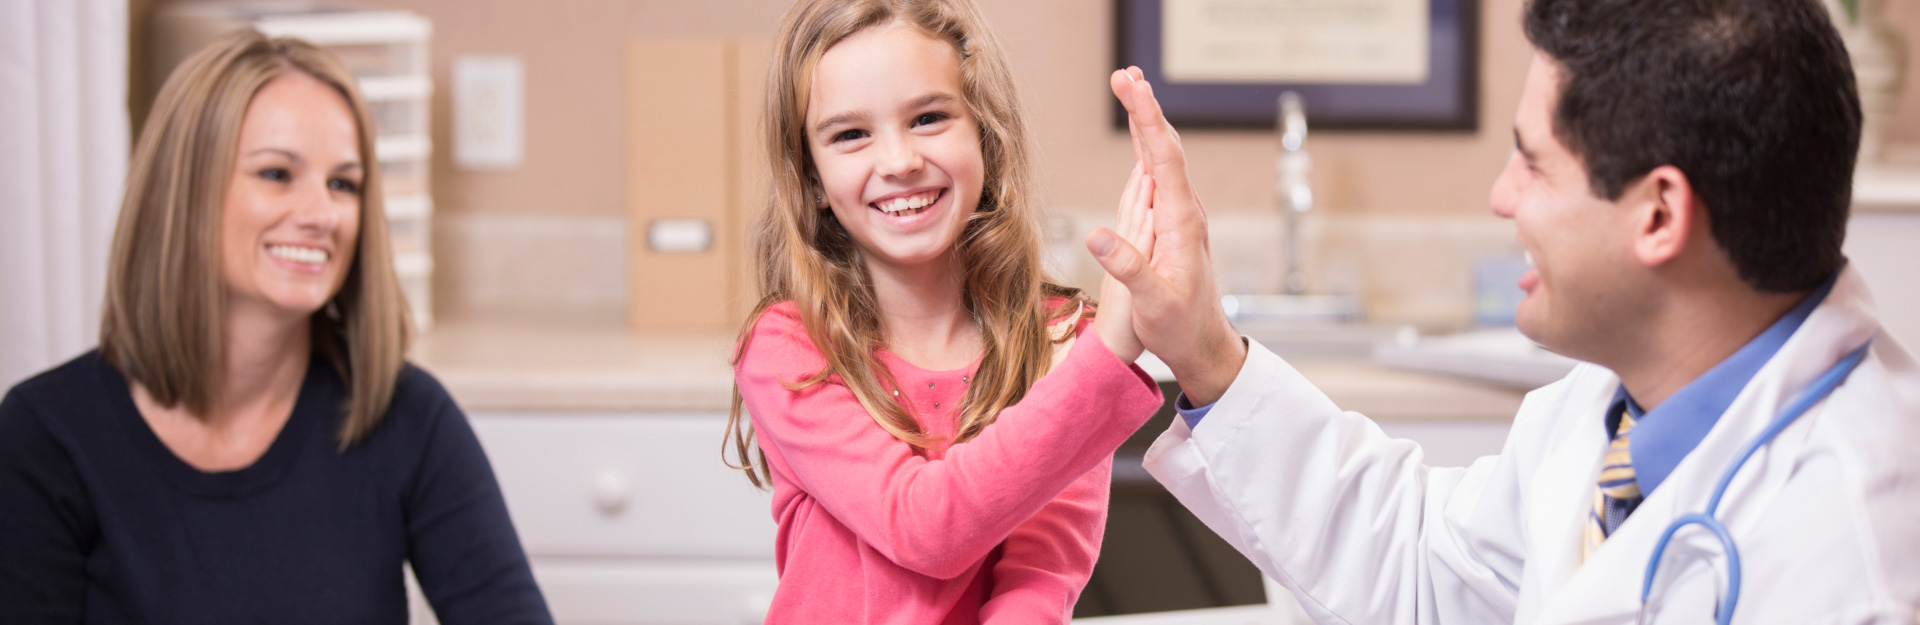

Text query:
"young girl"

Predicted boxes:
[[724, 0, 1164, 622]]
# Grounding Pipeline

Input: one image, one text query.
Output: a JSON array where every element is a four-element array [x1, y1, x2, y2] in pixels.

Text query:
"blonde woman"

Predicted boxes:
[[0, 32, 550, 623], [724, 0, 1164, 621]]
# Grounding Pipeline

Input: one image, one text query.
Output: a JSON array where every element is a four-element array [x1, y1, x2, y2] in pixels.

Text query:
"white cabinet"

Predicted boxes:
[[460, 412, 779, 625], [1848, 167, 1920, 352]]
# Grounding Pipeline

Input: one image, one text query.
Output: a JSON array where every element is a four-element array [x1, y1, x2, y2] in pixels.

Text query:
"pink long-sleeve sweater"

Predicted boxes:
[[735, 302, 1162, 624]]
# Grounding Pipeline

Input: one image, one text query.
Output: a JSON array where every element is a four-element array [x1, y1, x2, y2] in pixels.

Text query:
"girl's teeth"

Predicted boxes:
[[877, 192, 937, 214]]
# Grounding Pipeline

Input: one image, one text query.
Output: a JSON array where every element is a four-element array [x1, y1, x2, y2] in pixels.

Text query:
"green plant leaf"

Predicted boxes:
[[1843, 0, 1859, 24]]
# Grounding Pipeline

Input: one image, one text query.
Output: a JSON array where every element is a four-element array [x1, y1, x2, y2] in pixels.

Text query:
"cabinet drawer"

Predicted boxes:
[[469, 412, 777, 558], [533, 559, 776, 625]]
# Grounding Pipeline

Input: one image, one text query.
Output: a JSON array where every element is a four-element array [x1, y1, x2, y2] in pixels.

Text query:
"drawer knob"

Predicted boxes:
[[592, 470, 633, 515]]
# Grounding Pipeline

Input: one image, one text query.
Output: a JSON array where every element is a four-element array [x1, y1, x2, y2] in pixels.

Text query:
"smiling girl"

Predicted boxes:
[[722, 0, 1164, 623]]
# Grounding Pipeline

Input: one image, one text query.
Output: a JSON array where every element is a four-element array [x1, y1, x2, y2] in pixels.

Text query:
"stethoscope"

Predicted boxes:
[[1638, 339, 1875, 625]]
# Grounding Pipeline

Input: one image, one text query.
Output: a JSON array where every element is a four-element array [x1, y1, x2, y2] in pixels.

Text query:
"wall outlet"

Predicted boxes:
[[453, 55, 524, 170]]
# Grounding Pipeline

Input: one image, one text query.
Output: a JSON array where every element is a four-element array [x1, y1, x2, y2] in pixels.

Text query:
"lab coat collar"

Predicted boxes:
[[1530, 266, 1883, 623], [1625, 270, 1839, 497]]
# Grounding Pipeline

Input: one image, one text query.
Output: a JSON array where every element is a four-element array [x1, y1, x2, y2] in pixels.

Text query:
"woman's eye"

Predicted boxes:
[[831, 129, 867, 143], [913, 112, 949, 127], [258, 168, 291, 182], [328, 178, 362, 194]]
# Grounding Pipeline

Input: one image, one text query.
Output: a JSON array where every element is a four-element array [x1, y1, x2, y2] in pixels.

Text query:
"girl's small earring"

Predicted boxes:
[[815, 194, 829, 210]]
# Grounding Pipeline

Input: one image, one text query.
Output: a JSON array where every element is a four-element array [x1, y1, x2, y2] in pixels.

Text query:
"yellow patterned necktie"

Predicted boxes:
[[1584, 407, 1640, 561]]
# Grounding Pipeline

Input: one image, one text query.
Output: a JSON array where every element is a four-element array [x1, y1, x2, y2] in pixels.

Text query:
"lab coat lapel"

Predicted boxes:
[[1521, 373, 1617, 617], [1532, 268, 1884, 624]]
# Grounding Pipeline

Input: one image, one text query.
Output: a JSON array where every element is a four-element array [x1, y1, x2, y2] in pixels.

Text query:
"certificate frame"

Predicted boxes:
[[1113, 0, 1480, 131]]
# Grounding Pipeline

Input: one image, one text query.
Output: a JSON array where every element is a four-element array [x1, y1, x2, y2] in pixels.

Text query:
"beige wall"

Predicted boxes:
[[354, 0, 1920, 221], [358, 0, 1517, 219], [134, 0, 1920, 220]]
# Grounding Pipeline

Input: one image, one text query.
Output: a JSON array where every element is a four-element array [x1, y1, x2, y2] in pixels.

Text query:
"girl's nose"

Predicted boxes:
[[874, 134, 925, 178]]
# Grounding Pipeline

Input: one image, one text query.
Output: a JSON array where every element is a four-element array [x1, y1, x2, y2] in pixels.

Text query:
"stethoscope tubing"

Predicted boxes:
[[1639, 339, 1875, 625]]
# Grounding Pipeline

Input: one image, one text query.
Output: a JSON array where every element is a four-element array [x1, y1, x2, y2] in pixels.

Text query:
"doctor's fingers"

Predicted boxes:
[[1087, 227, 1172, 308], [1110, 71, 1203, 240]]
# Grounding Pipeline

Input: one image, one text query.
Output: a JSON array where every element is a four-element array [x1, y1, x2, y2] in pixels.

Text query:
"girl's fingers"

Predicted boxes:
[[1129, 176, 1156, 254], [1117, 162, 1143, 228]]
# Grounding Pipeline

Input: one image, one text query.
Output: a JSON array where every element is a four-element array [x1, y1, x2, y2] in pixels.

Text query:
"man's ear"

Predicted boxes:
[[1629, 165, 1700, 268]]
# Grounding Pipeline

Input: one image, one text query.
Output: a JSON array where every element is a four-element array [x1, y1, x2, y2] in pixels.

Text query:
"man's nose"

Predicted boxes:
[[1489, 151, 1522, 220]]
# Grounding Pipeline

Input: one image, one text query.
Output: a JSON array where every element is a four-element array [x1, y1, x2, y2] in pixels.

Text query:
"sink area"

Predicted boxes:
[[1373, 327, 1581, 390]]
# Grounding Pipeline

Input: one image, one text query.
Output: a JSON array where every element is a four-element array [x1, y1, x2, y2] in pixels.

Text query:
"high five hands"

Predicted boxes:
[[1088, 67, 1248, 407]]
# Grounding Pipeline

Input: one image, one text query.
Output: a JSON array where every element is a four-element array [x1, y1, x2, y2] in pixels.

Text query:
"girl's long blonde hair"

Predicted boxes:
[[724, 0, 1089, 488]]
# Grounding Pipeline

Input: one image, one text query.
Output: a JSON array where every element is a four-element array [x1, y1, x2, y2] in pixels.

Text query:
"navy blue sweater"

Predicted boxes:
[[0, 351, 552, 624]]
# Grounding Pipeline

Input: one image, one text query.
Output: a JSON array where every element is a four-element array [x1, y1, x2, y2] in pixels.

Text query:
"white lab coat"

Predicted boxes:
[[1142, 267, 1920, 624]]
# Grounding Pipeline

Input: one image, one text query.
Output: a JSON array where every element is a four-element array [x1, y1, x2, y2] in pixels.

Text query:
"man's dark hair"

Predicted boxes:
[[1524, 0, 1860, 292]]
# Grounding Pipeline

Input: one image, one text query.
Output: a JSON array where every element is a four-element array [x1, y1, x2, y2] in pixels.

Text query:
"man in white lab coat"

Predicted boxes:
[[1085, 0, 1920, 622]]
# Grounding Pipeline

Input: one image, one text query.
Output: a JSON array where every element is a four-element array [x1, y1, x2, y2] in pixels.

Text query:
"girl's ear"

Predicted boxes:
[[808, 179, 829, 210]]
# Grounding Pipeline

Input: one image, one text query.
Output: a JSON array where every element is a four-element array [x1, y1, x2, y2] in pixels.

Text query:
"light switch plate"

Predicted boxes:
[[453, 55, 524, 170]]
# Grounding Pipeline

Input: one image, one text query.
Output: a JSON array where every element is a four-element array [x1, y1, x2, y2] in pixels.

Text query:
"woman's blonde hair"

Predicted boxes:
[[101, 30, 411, 449], [724, 0, 1088, 487]]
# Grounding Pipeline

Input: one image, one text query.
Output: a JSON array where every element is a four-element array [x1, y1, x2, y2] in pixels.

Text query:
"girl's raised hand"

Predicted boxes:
[[1093, 160, 1155, 363]]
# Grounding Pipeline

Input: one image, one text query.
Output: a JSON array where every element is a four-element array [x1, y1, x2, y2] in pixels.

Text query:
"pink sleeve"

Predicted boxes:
[[977, 457, 1112, 625], [735, 304, 1160, 579]]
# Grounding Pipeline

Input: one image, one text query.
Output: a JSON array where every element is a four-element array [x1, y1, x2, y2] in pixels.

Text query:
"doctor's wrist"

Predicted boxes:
[[1171, 323, 1246, 407]]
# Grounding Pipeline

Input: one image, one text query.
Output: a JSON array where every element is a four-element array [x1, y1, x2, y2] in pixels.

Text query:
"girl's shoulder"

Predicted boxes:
[[1042, 295, 1092, 342], [746, 300, 808, 343], [736, 300, 827, 375]]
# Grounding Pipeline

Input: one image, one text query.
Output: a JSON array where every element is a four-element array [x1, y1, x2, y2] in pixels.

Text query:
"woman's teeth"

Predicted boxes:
[[268, 245, 329, 265], [875, 191, 938, 215]]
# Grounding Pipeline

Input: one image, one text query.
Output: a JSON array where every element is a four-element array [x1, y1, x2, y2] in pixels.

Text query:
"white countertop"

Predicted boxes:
[[412, 319, 1526, 421], [1854, 165, 1920, 212]]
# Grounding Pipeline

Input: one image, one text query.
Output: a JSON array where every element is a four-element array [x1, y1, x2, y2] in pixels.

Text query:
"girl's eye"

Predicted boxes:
[[328, 178, 362, 194], [831, 129, 868, 143], [259, 168, 291, 182], [913, 112, 949, 127]]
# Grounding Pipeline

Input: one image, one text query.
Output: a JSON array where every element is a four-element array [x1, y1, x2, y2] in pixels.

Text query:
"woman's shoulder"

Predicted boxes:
[[388, 363, 456, 414], [1, 351, 117, 427], [0, 352, 124, 470]]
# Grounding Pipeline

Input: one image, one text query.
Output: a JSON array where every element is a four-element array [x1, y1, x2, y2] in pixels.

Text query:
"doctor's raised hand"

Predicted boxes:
[[1086, 68, 1244, 406]]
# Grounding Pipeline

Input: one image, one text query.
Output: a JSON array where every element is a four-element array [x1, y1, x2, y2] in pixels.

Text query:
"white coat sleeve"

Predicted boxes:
[[1142, 339, 1532, 625]]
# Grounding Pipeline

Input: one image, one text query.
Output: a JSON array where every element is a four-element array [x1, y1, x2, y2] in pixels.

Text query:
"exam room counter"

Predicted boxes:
[[400, 319, 1526, 625], [412, 320, 1525, 419]]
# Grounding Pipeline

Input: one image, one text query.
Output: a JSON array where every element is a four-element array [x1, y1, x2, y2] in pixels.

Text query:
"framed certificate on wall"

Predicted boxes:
[[1114, 0, 1479, 130]]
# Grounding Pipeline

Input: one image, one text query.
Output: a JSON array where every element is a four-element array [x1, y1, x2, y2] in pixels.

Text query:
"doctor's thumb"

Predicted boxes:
[[1088, 228, 1150, 288]]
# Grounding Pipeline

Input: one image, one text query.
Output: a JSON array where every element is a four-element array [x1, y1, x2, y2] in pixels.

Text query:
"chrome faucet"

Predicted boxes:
[[1278, 91, 1312, 295]]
